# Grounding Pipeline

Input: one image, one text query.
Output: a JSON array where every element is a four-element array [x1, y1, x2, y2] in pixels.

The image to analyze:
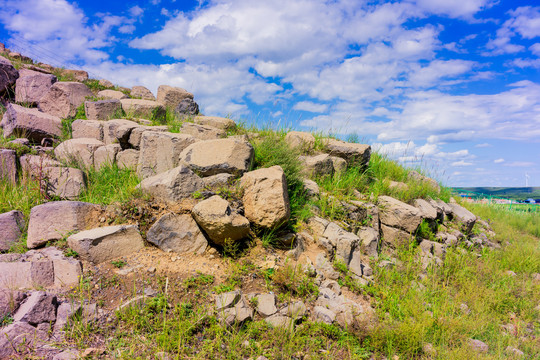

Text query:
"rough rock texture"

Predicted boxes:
[[67, 225, 144, 264], [180, 122, 225, 140], [408, 170, 440, 192], [60, 69, 88, 82], [38, 82, 93, 118], [330, 156, 347, 173], [15, 70, 57, 105], [97, 89, 128, 100], [202, 173, 234, 188], [191, 195, 250, 245], [102, 119, 139, 146], [299, 154, 334, 177], [448, 203, 477, 233], [303, 178, 320, 197], [131, 85, 155, 100], [138, 165, 204, 203], [27, 201, 102, 249], [120, 99, 165, 121], [128, 125, 168, 149], [285, 131, 315, 151], [94, 144, 121, 170], [98, 79, 113, 87], [43, 167, 86, 200], [241, 166, 290, 228], [180, 138, 254, 177], [380, 224, 412, 246], [0, 148, 17, 184], [0, 210, 25, 251], [54, 138, 105, 169], [357, 226, 379, 258], [19, 154, 61, 177], [256, 293, 277, 316], [175, 98, 199, 116], [138, 131, 197, 178], [1, 103, 62, 141], [13, 291, 57, 325], [413, 198, 438, 221], [71, 119, 104, 141], [147, 213, 208, 254], [0, 55, 18, 94], [0, 289, 26, 317], [378, 196, 422, 233], [116, 149, 140, 170], [325, 139, 371, 166], [0, 321, 48, 358], [84, 99, 122, 120], [157, 85, 193, 109], [193, 116, 236, 130]]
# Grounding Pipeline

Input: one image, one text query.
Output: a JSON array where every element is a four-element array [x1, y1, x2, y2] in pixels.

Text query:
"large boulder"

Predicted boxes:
[[84, 99, 122, 120], [285, 131, 315, 151], [102, 119, 140, 146], [0, 55, 18, 94], [94, 144, 121, 170], [15, 69, 57, 105], [191, 195, 250, 245], [0, 321, 48, 358], [0, 149, 17, 184], [448, 203, 476, 233], [116, 149, 140, 170], [13, 291, 57, 325], [0, 210, 25, 251], [324, 139, 371, 166], [180, 122, 225, 140], [175, 98, 199, 116], [1, 103, 62, 142], [299, 154, 334, 177], [156, 85, 193, 109], [67, 225, 144, 264], [127, 125, 168, 149], [120, 99, 165, 121], [71, 119, 104, 141], [194, 116, 236, 130], [97, 89, 128, 100], [138, 165, 204, 203], [138, 131, 197, 178], [19, 154, 62, 177], [413, 198, 438, 221], [27, 201, 102, 249], [43, 167, 86, 200], [179, 138, 254, 176], [378, 196, 422, 233], [54, 138, 105, 169], [38, 82, 92, 118], [147, 213, 207, 254], [0, 290, 26, 318], [130, 85, 155, 100], [240, 165, 290, 228]]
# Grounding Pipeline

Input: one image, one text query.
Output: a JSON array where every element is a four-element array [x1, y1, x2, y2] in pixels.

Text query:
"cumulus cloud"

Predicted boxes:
[[494, 158, 504, 163], [293, 101, 328, 113]]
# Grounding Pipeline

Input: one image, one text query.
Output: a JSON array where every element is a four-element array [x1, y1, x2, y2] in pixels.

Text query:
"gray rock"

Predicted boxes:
[[468, 339, 488, 353], [313, 305, 336, 324], [131, 85, 155, 100], [102, 119, 140, 146], [53, 349, 80, 360], [147, 213, 207, 254], [193, 115, 236, 130], [43, 167, 87, 200], [378, 196, 422, 233], [191, 195, 250, 245], [67, 225, 144, 264], [97, 89, 128, 100], [0, 290, 26, 317], [303, 178, 320, 197], [72, 119, 104, 141], [299, 154, 334, 177], [138, 165, 204, 203], [280, 301, 307, 319], [380, 224, 413, 247], [215, 290, 241, 311], [324, 139, 371, 166], [0, 55, 18, 95], [1, 103, 62, 142], [413, 198, 438, 221], [13, 291, 57, 325], [265, 314, 293, 329], [116, 149, 140, 170], [315, 253, 339, 280], [127, 125, 168, 149], [256, 293, 277, 316], [202, 173, 235, 188], [38, 81, 93, 118], [120, 99, 165, 121], [157, 85, 194, 109], [357, 226, 379, 258], [0, 149, 17, 185], [448, 203, 476, 233], [84, 99, 122, 120], [27, 201, 101, 249], [330, 156, 347, 173], [94, 144, 121, 170], [0, 321, 48, 358], [175, 98, 199, 116], [15, 69, 56, 105], [284, 131, 315, 151], [54, 138, 105, 169], [180, 122, 225, 140]]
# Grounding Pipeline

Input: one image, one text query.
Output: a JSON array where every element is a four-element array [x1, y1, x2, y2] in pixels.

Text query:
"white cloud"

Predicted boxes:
[[293, 101, 328, 113], [452, 161, 473, 166], [411, 0, 492, 19], [494, 158, 504, 163], [504, 161, 536, 167], [530, 43, 540, 56], [475, 143, 492, 147], [129, 6, 144, 17]]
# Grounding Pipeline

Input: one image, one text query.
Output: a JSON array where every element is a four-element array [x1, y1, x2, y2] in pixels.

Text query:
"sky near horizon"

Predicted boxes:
[[0, 0, 539, 187]]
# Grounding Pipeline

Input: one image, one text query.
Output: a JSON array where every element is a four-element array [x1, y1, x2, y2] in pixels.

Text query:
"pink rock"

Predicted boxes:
[[0, 210, 25, 252], [13, 291, 57, 325], [0, 55, 18, 95], [0, 149, 17, 185], [1, 103, 62, 142], [15, 69, 57, 105], [38, 81, 92, 118]]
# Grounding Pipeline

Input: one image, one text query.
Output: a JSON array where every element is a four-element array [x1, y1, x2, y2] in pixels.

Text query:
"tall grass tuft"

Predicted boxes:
[[78, 164, 143, 205]]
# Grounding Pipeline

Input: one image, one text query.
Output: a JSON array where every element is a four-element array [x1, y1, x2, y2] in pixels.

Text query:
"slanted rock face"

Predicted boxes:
[[180, 138, 254, 177], [97, 89, 128, 100], [284, 131, 315, 151], [128, 125, 168, 149], [67, 225, 144, 264], [299, 154, 334, 177], [138, 165, 204, 203], [191, 195, 250, 245], [102, 119, 140, 146], [193, 115, 236, 130], [378, 195, 422, 233], [138, 131, 197, 178], [147, 213, 208, 254], [54, 138, 105, 169], [131, 85, 155, 100], [180, 122, 225, 140], [0, 55, 18, 94], [0, 210, 25, 252], [72, 119, 104, 141], [15, 69, 57, 105], [84, 99, 122, 120], [27, 201, 102, 249], [324, 139, 371, 166], [13, 291, 57, 325], [413, 198, 438, 221], [1, 103, 62, 142], [120, 99, 165, 121], [38, 82, 93, 118], [43, 167, 86, 200], [157, 85, 193, 109], [448, 203, 476, 233], [0, 149, 17, 184], [240, 165, 290, 228]]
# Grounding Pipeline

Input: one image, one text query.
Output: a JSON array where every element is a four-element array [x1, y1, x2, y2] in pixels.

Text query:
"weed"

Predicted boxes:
[[183, 272, 215, 289], [272, 263, 319, 299], [111, 259, 127, 268], [64, 249, 78, 258]]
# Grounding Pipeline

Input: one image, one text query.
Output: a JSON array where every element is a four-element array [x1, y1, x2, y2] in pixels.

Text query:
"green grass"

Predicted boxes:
[[466, 203, 540, 238], [78, 164, 143, 205]]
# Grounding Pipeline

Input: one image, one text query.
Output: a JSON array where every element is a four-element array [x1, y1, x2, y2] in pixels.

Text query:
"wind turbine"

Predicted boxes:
[[525, 173, 530, 187]]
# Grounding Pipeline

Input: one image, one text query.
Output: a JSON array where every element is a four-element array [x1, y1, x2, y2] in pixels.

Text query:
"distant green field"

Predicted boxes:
[[452, 187, 540, 201]]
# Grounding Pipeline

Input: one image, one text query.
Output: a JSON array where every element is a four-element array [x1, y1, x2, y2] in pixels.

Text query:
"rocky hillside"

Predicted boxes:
[[1, 46, 538, 360]]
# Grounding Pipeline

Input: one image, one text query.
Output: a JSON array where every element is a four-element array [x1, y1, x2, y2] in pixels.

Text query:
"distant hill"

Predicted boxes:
[[452, 187, 540, 201]]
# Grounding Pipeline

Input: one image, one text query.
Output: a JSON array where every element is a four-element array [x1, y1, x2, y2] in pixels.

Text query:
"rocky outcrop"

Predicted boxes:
[[131, 85, 155, 100], [67, 225, 144, 264], [179, 138, 254, 176], [97, 89, 128, 100], [193, 116, 236, 130], [120, 99, 165, 121], [0, 55, 18, 94], [1, 103, 62, 142], [72, 119, 104, 141], [180, 122, 225, 140], [378, 195, 422, 245], [147, 213, 208, 254], [285, 131, 315, 151], [157, 85, 193, 109], [84, 99, 122, 120], [324, 139, 371, 166], [43, 167, 86, 200], [54, 138, 105, 169], [448, 203, 476, 233], [38, 82, 92, 118], [15, 69, 57, 105], [192, 195, 250, 245], [175, 98, 199, 116], [299, 154, 334, 177], [240, 166, 290, 228], [0, 210, 25, 251], [138, 165, 204, 203]]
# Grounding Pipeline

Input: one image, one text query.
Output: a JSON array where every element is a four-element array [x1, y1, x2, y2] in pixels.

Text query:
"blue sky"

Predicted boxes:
[[0, 0, 539, 187]]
